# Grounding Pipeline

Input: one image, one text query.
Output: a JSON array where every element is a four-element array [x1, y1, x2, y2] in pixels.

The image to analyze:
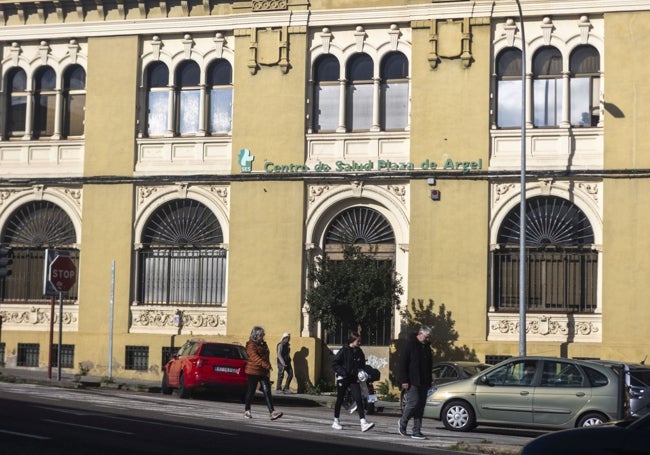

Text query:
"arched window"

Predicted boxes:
[[63, 65, 86, 137], [207, 59, 233, 134], [313, 54, 340, 132], [146, 62, 169, 136], [176, 61, 201, 135], [34, 66, 57, 138], [496, 48, 523, 128], [570, 45, 600, 127], [346, 53, 374, 131], [323, 207, 395, 345], [380, 52, 409, 130], [492, 196, 597, 312], [6, 68, 28, 138], [137, 199, 226, 305], [0, 201, 78, 302], [533, 47, 563, 127]]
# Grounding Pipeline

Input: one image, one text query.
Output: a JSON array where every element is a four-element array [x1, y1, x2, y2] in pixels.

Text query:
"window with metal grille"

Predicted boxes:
[[137, 199, 226, 306], [125, 346, 149, 371], [491, 196, 597, 313], [162, 346, 176, 366], [51, 344, 74, 368], [17, 343, 40, 367], [0, 342, 5, 365], [321, 207, 396, 346], [485, 355, 511, 365], [0, 201, 78, 303]]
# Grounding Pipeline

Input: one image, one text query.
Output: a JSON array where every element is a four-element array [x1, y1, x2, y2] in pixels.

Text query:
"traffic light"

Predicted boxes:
[[0, 246, 12, 278]]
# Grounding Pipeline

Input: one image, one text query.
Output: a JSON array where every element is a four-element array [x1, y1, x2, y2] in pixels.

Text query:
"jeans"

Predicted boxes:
[[244, 374, 274, 413], [276, 363, 293, 391], [401, 385, 428, 433]]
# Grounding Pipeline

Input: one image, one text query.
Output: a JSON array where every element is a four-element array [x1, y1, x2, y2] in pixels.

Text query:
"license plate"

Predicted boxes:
[[214, 366, 238, 374]]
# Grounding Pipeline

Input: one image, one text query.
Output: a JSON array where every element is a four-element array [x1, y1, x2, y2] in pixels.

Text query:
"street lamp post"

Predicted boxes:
[[515, 0, 527, 356]]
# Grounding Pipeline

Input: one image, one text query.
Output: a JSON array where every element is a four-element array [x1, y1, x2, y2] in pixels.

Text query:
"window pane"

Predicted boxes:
[[177, 61, 200, 86], [497, 80, 522, 127], [147, 91, 168, 135], [209, 88, 232, 133], [10, 69, 27, 91], [347, 83, 372, 131], [37, 67, 56, 90], [65, 66, 86, 90], [208, 60, 232, 86], [179, 89, 200, 134], [35, 94, 56, 137], [314, 83, 339, 132], [498, 48, 522, 77], [381, 52, 408, 79], [534, 79, 563, 127], [66, 94, 85, 136], [347, 54, 373, 80], [382, 81, 408, 130], [8, 96, 27, 135], [570, 77, 591, 126], [148, 63, 169, 87], [315, 55, 339, 82]]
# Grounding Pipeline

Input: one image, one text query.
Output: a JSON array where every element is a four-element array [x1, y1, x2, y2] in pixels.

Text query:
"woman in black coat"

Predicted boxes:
[[331, 332, 375, 432]]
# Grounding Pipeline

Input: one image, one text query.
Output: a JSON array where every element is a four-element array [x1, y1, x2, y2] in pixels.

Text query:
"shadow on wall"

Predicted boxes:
[[293, 346, 310, 393], [389, 298, 479, 387]]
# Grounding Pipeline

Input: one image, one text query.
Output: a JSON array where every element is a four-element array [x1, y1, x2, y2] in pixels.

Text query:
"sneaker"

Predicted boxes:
[[398, 419, 408, 436], [360, 422, 375, 432], [411, 432, 427, 440], [270, 410, 283, 420], [332, 421, 343, 430], [243, 410, 252, 419], [349, 403, 358, 414]]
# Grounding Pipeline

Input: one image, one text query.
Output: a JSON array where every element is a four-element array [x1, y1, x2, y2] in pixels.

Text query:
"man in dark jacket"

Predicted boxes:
[[398, 326, 433, 439]]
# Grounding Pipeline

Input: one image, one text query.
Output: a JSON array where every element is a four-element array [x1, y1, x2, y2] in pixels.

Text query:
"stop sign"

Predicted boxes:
[[49, 255, 77, 292]]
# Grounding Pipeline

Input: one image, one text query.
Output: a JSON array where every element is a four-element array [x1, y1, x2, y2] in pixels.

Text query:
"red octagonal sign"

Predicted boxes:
[[49, 255, 77, 292]]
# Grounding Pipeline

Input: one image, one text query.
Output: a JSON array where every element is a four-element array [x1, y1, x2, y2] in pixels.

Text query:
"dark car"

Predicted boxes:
[[162, 339, 248, 399], [521, 412, 650, 455], [590, 360, 650, 417], [401, 361, 490, 413]]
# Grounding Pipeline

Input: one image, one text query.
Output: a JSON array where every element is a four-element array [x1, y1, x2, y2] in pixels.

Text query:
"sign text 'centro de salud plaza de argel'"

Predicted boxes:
[[237, 149, 484, 174]]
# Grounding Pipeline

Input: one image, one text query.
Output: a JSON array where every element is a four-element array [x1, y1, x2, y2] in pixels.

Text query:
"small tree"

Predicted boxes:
[[306, 244, 403, 336]]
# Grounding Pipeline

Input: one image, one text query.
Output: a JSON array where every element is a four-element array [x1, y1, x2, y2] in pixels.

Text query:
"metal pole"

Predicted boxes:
[[48, 295, 54, 380], [108, 261, 115, 380], [57, 291, 63, 381], [515, 0, 527, 356]]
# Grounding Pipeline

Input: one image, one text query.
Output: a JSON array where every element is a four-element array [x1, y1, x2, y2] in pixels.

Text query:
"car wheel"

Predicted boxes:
[[161, 371, 172, 395], [178, 373, 192, 399], [442, 400, 476, 432], [400, 390, 407, 414], [577, 412, 607, 427]]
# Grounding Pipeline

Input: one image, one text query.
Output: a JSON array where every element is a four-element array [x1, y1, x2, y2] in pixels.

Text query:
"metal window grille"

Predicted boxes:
[[17, 343, 40, 367], [485, 355, 511, 365], [125, 346, 149, 371], [0, 342, 5, 365], [162, 346, 175, 366], [51, 344, 74, 368], [326, 308, 393, 347]]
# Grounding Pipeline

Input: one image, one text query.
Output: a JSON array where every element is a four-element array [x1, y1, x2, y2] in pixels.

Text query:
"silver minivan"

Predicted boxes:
[[425, 356, 629, 432], [591, 360, 650, 417]]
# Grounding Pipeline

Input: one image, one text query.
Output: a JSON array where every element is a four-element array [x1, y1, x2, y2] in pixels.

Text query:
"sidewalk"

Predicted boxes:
[[0, 366, 400, 413]]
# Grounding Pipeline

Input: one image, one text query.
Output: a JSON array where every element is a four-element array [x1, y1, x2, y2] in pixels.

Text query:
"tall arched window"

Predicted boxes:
[[33, 66, 57, 138], [146, 62, 170, 136], [380, 52, 409, 130], [533, 47, 563, 127], [137, 199, 227, 305], [207, 59, 233, 134], [176, 61, 201, 135], [492, 196, 597, 312], [0, 201, 78, 302], [63, 65, 86, 137], [346, 53, 373, 131], [323, 206, 396, 345], [313, 54, 340, 132], [570, 45, 600, 127], [496, 48, 523, 128], [6, 68, 28, 138]]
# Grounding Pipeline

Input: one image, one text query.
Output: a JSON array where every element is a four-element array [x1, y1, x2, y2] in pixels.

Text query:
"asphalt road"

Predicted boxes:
[[0, 381, 534, 455]]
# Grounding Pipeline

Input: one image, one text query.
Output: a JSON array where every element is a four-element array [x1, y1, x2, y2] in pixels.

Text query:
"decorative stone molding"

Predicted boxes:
[[130, 305, 227, 335], [0, 304, 78, 332], [252, 0, 287, 11], [488, 312, 601, 343], [209, 185, 229, 207], [308, 184, 330, 205], [246, 26, 289, 75], [428, 18, 472, 69]]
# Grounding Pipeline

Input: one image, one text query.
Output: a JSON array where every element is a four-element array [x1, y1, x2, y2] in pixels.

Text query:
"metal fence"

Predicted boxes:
[[491, 247, 598, 312]]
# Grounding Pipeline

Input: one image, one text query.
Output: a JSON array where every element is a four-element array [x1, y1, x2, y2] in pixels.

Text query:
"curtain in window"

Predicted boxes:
[[313, 55, 340, 132], [146, 62, 169, 136]]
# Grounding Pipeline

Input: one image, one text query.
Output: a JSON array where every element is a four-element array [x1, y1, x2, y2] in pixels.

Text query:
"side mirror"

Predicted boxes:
[[479, 375, 492, 386]]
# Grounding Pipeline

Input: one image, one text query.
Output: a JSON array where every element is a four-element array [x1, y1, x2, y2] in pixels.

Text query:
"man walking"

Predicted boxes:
[[398, 326, 433, 440], [276, 332, 294, 393]]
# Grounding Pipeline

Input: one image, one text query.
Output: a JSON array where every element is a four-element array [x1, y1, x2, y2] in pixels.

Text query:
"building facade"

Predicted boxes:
[[1, 0, 649, 386]]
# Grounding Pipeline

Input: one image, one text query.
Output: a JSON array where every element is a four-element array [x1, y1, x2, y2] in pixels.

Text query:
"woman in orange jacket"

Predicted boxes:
[[243, 326, 283, 420]]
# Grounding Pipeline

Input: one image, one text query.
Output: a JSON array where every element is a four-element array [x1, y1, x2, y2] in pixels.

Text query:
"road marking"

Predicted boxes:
[[0, 429, 51, 440], [42, 419, 135, 435]]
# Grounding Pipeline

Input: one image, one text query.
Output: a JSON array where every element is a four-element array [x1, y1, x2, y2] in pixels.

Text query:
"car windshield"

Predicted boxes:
[[463, 365, 489, 376]]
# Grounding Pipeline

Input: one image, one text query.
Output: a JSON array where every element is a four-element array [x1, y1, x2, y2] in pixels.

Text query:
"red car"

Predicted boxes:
[[162, 339, 248, 399]]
